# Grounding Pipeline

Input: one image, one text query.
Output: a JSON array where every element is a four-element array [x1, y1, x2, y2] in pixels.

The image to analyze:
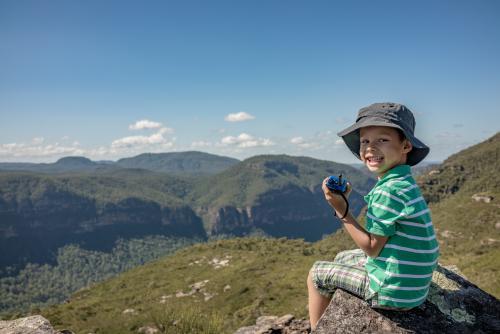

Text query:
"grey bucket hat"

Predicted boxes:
[[337, 102, 429, 166]]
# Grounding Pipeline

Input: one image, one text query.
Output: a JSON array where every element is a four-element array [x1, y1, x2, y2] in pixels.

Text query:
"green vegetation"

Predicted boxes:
[[0, 236, 198, 317], [0, 169, 192, 208], [150, 304, 225, 334], [417, 132, 500, 297], [116, 151, 240, 176], [35, 235, 354, 333], [419, 132, 500, 204], [191, 154, 374, 208]]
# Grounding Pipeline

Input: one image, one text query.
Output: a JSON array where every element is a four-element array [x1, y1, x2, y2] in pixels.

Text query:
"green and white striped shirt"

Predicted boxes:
[[364, 164, 439, 309]]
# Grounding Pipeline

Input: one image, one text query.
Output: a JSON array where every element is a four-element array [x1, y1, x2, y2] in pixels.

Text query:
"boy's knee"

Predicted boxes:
[[307, 269, 315, 287]]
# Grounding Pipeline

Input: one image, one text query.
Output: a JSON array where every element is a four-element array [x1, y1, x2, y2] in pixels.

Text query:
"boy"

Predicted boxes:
[[307, 102, 439, 330]]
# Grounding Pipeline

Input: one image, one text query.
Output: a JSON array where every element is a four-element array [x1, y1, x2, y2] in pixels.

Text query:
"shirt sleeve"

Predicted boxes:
[[365, 186, 406, 237]]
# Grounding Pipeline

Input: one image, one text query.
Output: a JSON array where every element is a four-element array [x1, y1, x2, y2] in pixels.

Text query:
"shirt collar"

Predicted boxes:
[[365, 164, 412, 201], [377, 164, 411, 185]]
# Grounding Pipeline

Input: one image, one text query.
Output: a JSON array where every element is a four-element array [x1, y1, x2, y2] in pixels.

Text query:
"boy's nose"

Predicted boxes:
[[365, 144, 377, 151]]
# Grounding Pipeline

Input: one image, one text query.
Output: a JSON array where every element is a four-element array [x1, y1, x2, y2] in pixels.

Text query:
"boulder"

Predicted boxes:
[[0, 315, 73, 334], [314, 265, 500, 333]]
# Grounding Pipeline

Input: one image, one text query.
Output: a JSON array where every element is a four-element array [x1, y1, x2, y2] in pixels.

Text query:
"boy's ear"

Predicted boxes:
[[403, 139, 413, 153]]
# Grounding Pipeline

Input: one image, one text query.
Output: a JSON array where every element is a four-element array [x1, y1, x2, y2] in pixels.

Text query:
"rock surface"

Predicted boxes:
[[314, 265, 500, 333], [234, 314, 310, 334], [0, 315, 72, 334]]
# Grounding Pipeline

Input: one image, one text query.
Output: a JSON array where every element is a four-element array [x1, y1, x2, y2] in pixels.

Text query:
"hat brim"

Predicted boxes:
[[337, 119, 429, 166]]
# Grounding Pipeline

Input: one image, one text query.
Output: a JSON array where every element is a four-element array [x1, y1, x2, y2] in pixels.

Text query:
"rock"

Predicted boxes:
[[159, 295, 172, 303], [208, 256, 231, 269], [137, 325, 159, 334], [276, 314, 295, 326], [471, 193, 494, 203], [313, 265, 500, 333], [176, 280, 216, 301], [190, 279, 210, 291], [224, 284, 232, 292], [0, 315, 72, 334], [122, 308, 138, 315], [234, 315, 310, 334]]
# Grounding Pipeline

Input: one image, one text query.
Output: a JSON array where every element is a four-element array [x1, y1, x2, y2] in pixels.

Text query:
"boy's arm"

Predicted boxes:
[[322, 178, 388, 258], [339, 212, 388, 258]]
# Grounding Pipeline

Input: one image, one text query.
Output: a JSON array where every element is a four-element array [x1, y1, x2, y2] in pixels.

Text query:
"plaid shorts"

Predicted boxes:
[[310, 249, 374, 301]]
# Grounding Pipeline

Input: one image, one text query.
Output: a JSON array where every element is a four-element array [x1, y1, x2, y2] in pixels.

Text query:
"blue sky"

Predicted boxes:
[[1, 0, 499, 163]]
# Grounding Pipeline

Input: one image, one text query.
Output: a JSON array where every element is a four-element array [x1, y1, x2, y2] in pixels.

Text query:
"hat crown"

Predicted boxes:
[[357, 102, 415, 134]]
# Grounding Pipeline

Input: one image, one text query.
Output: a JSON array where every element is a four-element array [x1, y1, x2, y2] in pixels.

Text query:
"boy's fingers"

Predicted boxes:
[[322, 178, 330, 193]]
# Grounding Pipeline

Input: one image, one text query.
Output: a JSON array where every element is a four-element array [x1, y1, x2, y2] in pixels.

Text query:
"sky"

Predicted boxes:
[[1, 0, 499, 164]]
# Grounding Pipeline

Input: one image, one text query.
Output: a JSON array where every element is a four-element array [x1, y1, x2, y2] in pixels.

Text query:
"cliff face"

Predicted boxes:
[[200, 184, 367, 241], [0, 189, 206, 268]]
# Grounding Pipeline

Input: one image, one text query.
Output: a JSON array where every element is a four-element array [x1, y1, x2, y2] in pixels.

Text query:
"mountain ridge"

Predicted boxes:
[[0, 151, 239, 176], [0, 154, 375, 270]]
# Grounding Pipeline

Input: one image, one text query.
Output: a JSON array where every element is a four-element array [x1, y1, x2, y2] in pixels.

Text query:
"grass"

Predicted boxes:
[[40, 234, 355, 334]]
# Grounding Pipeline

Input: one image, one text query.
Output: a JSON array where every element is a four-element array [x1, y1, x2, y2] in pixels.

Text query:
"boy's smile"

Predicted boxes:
[[359, 126, 412, 178]]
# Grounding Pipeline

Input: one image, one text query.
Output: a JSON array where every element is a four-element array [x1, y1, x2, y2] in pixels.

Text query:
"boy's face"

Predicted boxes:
[[359, 126, 412, 178]]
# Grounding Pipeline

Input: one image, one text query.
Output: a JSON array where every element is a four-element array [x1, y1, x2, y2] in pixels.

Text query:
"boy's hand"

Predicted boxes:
[[322, 178, 352, 217]]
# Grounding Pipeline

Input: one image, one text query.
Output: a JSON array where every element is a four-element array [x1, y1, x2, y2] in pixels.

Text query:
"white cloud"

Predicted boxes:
[[335, 139, 344, 145], [129, 119, 163, 130], [0, 141, 85, 161], [290, 136, 316, 149], [191, 141, 212, 148], [224, 112, 255, 122], [31, 137, 45, 145], [290, 136, 321, 150], [290, 136, 305, 145], [220, 133, 274, 148], [112, 121, 176, 154], [112, 129, 173, 149]]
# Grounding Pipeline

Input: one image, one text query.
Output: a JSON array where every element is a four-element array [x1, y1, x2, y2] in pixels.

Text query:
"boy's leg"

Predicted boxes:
[[308, 250, 369, 330], [307, 270, 331, 330], [334, 248, 367, 266]]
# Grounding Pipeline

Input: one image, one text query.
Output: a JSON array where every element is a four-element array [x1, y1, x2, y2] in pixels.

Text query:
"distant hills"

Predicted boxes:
[[116, 151, 240, 175], [0, 152, 374, 270], [0, 151, 240, 176]]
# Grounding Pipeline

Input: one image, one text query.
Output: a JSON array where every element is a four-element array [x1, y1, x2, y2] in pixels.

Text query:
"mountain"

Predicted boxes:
[[0, 169, 205, 269], [416, 132, 500, 296], [116, 151, 240, 175], [0, 156, 117, 173], [0, 151, 239, 176], [190, 155, 375, 240], [0, 154, 375, 271]]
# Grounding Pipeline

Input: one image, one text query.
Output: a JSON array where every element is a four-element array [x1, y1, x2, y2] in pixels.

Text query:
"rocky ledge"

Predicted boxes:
[[0, 315, 72, 334], [314, 265, 500, 333]]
